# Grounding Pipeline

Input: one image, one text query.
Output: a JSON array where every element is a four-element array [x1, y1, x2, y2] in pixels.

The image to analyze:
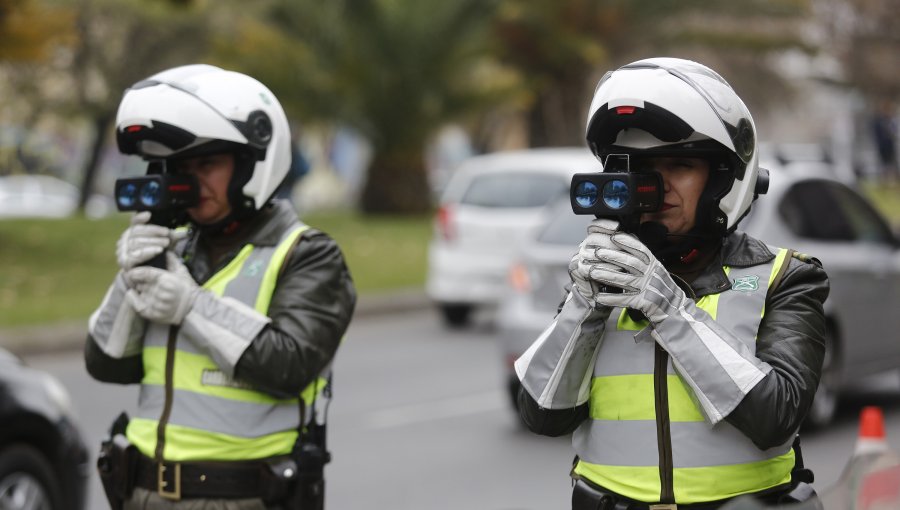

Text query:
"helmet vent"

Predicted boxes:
[[727, 118, 755, 163], [234, 110, 273, 149]]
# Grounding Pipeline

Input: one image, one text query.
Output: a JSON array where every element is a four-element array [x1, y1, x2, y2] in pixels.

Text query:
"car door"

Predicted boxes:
[[823, 182, 900, 372], [777, 179, 900, 376]]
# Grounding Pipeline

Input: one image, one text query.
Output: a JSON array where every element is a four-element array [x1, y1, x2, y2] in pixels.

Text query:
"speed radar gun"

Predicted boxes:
[[114, 160, 199, 267], [114, 161, 199, 227], [570, 154, 663, 232]]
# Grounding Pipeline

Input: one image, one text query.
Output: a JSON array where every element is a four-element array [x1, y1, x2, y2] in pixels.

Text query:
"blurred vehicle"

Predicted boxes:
[[0, 347, 89, 510], [0, 174, 115, 219], [426, 147, 600, 327], [498, 161, 900, 428]]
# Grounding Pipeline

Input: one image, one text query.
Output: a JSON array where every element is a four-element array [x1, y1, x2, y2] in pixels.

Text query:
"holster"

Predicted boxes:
[[266, 441, 329, 510], [572, 479, 625, 510], [96, 413, 138, 510]]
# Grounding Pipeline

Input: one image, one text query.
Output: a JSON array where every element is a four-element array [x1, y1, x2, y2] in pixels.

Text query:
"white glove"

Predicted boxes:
[[116, 211, 186, 270], [587, 230, 687, 323], [125, 252, 200, 325], [88, 272, 146, 358], [568, 218, 622, 309]]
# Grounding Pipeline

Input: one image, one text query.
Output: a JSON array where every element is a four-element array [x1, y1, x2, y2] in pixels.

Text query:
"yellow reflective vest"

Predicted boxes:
[[126, 224, 327, 462], [573, 247, 794, 503]]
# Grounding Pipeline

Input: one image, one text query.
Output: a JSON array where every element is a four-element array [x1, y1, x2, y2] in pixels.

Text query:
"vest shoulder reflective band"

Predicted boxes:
[[127, 224, 322, 462], [572, 247, 793, 503]]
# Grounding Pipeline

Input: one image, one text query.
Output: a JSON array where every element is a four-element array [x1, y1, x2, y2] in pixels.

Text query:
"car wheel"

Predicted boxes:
[[440, 304, 472, 328], [0, 444, 61, 510], [805, 322, 840, 429]]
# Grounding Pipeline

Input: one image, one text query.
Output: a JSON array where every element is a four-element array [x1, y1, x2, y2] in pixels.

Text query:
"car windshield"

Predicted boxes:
[[537, 204, 592, 245], [460, 172, 567, 208]]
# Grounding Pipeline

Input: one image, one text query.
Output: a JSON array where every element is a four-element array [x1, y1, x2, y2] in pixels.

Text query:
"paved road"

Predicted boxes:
[[22, 309, 900, 510]]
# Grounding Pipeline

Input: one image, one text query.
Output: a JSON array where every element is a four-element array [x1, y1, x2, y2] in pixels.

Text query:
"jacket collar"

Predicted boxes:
[[183, 199, 301, 283], [684, 231, 775, 298], [233, 200, 301, 247]]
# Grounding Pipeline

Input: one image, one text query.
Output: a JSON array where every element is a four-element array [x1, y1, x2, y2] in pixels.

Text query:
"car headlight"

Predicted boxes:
[[39, 372, 75, 418]]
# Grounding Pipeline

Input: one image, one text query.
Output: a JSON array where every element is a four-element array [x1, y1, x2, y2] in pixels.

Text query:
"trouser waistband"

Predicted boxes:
[[572, 479, 738, 510]]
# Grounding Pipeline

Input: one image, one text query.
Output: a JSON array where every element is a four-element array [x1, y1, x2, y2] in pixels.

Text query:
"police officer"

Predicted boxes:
[[85, 64, 356, 509], [515, 58, 829, 509]]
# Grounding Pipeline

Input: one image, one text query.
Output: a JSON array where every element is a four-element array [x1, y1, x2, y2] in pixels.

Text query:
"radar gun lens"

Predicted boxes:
[[574, 181, 599, 208], [139, 180, 162, 208], [116, 183, 138, 209], [602, 180, 629, 210]]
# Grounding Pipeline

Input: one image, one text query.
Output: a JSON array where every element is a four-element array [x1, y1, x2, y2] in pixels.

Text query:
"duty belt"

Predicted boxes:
[[134, 454, 265, 501]]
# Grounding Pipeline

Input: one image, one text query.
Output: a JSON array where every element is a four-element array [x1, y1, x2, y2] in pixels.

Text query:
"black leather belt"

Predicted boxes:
[[573, 479, 738, 510], [134, 454, 265, 501]]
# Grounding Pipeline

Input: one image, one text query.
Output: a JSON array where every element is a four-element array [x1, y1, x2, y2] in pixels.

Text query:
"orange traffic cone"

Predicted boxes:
[[854, 406, 889, 455], [851, 406, 900, 510]]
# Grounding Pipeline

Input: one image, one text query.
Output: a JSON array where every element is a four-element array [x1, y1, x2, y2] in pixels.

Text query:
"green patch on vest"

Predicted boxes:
[[244, 259, 265, 277], [731, 274, 759, 292]]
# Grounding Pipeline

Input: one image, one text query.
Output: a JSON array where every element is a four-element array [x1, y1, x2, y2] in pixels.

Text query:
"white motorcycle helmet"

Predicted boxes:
[[585, 57, 767, 236], [115, 64, 291, 221]]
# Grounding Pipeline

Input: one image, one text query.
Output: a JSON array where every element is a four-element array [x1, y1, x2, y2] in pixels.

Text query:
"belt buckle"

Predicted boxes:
[[158, 462, 182, 500], [649, 505, 677, 510]]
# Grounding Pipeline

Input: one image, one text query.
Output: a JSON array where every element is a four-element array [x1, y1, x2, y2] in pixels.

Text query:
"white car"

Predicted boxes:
[[0, 174, 115, 219], [497, 159, 900, 428], [426, 147, 601, 327]]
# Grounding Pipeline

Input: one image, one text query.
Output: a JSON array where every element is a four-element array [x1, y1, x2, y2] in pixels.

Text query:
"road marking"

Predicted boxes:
[[362, 390, 507, 429]]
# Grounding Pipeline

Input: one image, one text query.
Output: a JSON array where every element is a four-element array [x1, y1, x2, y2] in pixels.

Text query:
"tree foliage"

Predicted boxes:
[[0, 0, 72, 61], [220, 0, 513, 214], [815, 0, 900, 102], [61, 0, 215, 209], [492, 0, 814, 147]]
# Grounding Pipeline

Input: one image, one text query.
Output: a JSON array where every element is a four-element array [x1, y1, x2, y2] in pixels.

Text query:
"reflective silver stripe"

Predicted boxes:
[[574, 419, 793, 467], [144, 322, 170, 349], [136, 385, 301, 438], [716, 264, 772, 347], [592, 313, 673, 377]]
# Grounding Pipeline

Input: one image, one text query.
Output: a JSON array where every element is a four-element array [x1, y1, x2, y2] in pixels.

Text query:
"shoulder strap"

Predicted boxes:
[[277, 225, 310, 279], [766, 248, 795, 303]]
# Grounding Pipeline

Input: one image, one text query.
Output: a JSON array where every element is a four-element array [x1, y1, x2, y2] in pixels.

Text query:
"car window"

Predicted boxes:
[[778, 180, 893, 244], [779, 181, 852, 240], [827, 183, 895, 244], [537, 205, 592, 245], [460, 172, 567, 208]]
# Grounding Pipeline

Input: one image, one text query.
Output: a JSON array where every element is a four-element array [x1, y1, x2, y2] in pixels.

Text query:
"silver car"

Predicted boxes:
[[497, 161, 900, 428], [426, 147, 600, 327]]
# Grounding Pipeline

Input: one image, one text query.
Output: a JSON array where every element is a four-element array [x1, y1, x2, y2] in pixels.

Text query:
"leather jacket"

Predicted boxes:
[[518, 230, 829, 450], [85, 200, 357, 399]]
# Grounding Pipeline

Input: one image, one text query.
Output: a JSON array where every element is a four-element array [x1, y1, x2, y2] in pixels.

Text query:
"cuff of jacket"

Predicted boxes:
[[181, 291, 271, 377], [515, 291, 609, 409], [88, 272, 145, 358], [646, 299, 772, 424]]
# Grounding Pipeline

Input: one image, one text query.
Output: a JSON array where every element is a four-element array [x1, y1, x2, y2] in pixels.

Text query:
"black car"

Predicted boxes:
[[0, 347, 89, 510]]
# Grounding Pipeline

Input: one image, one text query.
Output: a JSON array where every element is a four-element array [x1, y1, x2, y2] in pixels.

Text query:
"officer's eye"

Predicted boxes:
[[666, 159, 700, 172]]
